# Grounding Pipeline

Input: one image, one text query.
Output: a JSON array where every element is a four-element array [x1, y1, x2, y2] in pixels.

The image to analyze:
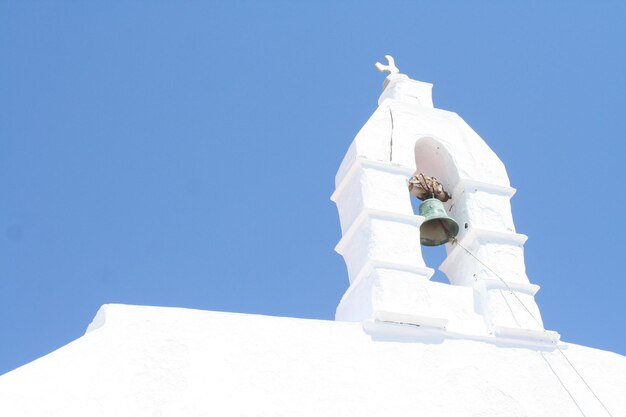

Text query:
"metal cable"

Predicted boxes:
[[539, 351, 588, 417], [451, 237, 615, 417]]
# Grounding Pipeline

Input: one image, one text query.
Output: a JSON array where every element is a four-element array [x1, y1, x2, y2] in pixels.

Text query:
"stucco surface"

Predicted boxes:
[[332, 72, 545, 335], [1, 304, 624, 417]]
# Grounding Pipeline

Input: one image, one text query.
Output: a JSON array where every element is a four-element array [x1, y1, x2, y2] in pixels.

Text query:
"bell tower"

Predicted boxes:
[[331, 56, 559, 343]]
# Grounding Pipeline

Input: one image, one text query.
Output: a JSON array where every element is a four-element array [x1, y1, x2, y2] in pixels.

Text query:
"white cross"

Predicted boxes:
[[375, 55, 400, 75]]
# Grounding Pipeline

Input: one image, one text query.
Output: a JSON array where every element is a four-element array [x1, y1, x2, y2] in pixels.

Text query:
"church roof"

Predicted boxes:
[[0, 303, 624, 416]]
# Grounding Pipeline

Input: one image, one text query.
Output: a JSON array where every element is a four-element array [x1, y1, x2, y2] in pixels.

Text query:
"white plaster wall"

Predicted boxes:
[[335, 215, 426, 284], [482, 287, 544, 331], [1, 305, 624, 417], [332, 166, 365, 235], [378, 74, 434, 108], [350, 99, 511, 189], [449, 187, 516, 233], [361, 167, 413, 214], [333, 73, 548, 339]]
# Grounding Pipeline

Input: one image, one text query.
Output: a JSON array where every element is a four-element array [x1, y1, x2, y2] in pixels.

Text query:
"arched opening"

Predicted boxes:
[[412, 136, 461, 284]]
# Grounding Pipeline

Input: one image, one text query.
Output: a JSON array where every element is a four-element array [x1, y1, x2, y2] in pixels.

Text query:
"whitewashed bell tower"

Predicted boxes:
[[331, 56, 559, 342]]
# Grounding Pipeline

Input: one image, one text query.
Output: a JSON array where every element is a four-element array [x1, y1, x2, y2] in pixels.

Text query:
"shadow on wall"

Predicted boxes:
[[363, 320, 447, 344]]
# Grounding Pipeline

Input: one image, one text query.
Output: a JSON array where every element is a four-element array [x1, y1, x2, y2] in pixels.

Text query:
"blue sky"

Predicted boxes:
[[1, 2, 625, 374]]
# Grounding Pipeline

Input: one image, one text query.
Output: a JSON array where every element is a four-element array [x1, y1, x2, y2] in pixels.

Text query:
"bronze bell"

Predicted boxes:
[[418, 198, 459, 246]]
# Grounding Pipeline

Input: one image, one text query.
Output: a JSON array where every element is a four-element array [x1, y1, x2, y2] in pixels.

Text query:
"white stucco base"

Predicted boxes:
[[0, 304, 622, 417], [332, 71, 550, 341]]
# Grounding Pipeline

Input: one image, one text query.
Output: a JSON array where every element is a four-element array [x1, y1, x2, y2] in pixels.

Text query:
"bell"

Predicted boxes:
[[418, 198, 459, 246]]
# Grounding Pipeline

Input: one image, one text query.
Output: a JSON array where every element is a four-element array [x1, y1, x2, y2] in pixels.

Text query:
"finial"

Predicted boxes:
[[375, 55, 400, 75]]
